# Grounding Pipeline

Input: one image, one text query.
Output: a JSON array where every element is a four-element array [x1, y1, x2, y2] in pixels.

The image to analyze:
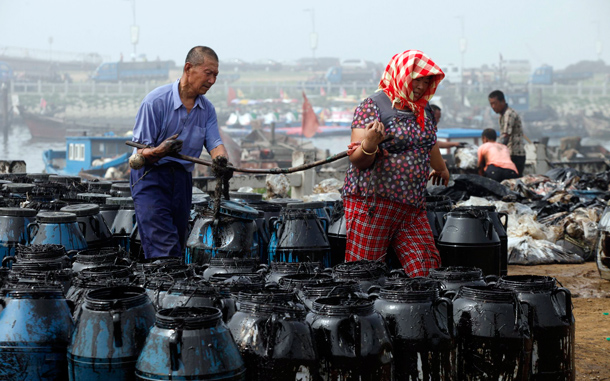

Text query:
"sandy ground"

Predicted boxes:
[[509, 262, 610, 380]]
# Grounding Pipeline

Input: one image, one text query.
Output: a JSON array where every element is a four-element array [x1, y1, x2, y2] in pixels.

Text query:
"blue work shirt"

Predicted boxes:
[[132, 80, 223, 172]]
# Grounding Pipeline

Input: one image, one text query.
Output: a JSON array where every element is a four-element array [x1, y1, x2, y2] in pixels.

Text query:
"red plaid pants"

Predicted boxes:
[[343, 195, 440, 277]]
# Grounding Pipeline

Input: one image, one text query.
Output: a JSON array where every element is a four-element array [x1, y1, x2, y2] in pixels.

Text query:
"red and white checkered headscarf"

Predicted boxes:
[[378, 50, 445, 130]]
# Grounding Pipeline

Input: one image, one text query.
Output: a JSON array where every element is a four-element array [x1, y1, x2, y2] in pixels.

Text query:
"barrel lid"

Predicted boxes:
[[88, 181, 112, 192], [155, 307, 222, 329], [285, 201, 325, 210], [312, 296, 374, 316], [25, 173, 51, 182], [36, 211, 77, 223], [3, 183, 35, 193], [454, 205, 496, 212], [61, 203, 100, 216], [49, 175, 82, 184], [106, 197, 134, 207], [110, 182, 131, 194], [266, 198, 301, 207], [0, 207, 37, 217], [230, 191, 263, 202], [210, 200, 259, 220], [0, 172, 25, 179], [77, 193, 111, 204]]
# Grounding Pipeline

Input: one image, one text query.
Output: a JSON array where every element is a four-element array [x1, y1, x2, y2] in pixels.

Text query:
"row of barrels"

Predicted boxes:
[[0, 250, 574, 380]]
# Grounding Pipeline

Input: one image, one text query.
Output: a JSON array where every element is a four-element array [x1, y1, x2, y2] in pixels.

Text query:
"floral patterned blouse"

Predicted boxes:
[[342, 96, 437, 210]]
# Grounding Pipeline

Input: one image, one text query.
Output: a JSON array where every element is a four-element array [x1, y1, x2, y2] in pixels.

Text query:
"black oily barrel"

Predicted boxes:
[[428, 266, 488, 294], [327, 200, 347, 267], [454, 205, 508, 276], [437, 209, 501, 276], [373, 278, 456, 380], [497, 275, 575, 380], [425, 195, 453, 243], [453, 285, 532, 380], [306, 296, 393, 380], [228, 296, 316, 380]]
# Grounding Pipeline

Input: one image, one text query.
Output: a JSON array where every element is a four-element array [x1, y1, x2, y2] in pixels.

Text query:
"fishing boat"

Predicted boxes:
[[17, 105, 132, 140], [42, 134, 132, 179]]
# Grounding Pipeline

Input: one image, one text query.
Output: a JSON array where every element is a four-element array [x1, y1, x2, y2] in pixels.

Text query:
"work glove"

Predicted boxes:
[[141, 134, 183, 163]]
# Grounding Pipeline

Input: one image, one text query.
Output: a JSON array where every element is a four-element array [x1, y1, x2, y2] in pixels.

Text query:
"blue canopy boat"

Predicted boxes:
[[43, 134, 132, 179]]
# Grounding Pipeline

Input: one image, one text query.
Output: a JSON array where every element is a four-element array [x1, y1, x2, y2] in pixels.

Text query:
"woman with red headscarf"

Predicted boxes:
[[342, 50, 450, 277]]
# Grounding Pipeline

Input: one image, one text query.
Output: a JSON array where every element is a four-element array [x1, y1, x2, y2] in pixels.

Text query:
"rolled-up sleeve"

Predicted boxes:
[[132, 100, 163, 147]]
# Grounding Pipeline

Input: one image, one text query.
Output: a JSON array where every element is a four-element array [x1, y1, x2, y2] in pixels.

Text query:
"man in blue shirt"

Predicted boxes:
[[130, 46, 229, 260]]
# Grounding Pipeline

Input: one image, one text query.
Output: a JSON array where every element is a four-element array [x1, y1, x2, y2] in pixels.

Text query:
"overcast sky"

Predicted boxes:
[[1, 0, 608, 70]]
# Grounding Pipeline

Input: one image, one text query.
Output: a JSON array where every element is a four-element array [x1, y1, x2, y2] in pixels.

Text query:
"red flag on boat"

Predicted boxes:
[[301, 91, 319, 138], [361, 88, 367, 99], [227, 87, 236, 106], [280, 88, 285, 99], [320, 87, 326, 97], [340, 87, 347, 98]]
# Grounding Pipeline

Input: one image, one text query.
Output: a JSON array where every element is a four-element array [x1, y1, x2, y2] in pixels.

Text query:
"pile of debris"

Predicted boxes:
[[429, 167, 610, 266]]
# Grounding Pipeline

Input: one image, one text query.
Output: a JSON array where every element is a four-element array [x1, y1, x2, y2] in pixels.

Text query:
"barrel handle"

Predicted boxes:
[[367, 285, 381, 295], [1, 255, 15, 268], [350, 314, 362, 357], [498, 212, 509, 231], [112, 311, 123, 347], [433, 296, 454, 337], [484, 274, 499, 285], [91, 216, 100, 236], [318, 216, 330, 234], [214, 298, 229, 322], [26, 222, 39, 243], [446, 288, 459, 299], [519, 300, 534, 333], [268, 216, 279, 234], [169, 328, 182, 371], [0, 297, 5, 309], [552, 287, 573, 322], [265, 314, 281, 357], [434, 214, 443, 237], [77, 221, 87, 237], [485, 217, 494, 240], [66, 300, 75, 315]]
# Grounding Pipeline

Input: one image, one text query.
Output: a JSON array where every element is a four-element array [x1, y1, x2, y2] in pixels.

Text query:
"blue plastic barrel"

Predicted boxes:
[[28, 211, 88, 252], [0, 207, 37, 262], [136, 307, 246, 380], [0, 285, 75, 380], [68, 286, 156, 380]]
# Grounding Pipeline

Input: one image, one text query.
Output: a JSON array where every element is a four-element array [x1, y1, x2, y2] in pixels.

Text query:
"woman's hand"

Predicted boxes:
[[429, 168, 450, 186], [362, 120, 385, 151]]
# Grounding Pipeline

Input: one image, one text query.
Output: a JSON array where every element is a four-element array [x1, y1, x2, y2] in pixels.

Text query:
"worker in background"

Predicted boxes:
[[130, 46, 229, 261], [477, 128, 519, 182], [488, 90, 525, 176], [429, 104, 460, 149]]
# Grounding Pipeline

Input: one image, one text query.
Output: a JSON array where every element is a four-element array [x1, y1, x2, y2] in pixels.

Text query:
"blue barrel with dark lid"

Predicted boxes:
[[0, 207, 37, 262], [28, 211, 88, 252], [0, 285, 74, 380], [68, 285, 156, 380], [268, 203, 331, 267], [186, 200, 259, 264], [136, 307, 246, 380], [61, 203, 112, 249], [108, 197, 136, 253]]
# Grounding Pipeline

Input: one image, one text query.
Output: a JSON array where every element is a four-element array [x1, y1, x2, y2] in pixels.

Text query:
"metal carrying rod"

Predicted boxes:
[[126, 136, 393, 174]]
